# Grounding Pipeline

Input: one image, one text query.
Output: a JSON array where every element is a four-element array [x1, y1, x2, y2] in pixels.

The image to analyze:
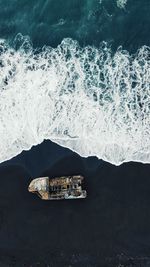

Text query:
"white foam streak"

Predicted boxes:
[[0, 36, 150, 165], [116, 0, 127, 9]]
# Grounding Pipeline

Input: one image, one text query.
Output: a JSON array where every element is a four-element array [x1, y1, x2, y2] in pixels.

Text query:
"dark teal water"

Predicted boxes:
[[0, 0, 150, 165], [0, 0, 150, 52]]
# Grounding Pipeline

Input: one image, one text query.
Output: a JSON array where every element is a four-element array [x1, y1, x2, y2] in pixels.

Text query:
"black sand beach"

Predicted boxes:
[[0, 141, 150, 266]]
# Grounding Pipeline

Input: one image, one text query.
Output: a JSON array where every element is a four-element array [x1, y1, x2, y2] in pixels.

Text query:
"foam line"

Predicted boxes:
[[0, 34, 150, 165]]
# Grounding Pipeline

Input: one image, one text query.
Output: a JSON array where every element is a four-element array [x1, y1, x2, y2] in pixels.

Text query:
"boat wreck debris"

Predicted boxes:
[[28, 175, 87, 200]]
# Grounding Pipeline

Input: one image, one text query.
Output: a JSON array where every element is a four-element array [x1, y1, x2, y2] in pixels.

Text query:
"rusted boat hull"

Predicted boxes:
[[28, 175, 87, 200]]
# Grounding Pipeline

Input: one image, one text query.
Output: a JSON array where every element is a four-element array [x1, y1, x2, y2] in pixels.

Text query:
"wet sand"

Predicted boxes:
[[0, 141, 150, 266]]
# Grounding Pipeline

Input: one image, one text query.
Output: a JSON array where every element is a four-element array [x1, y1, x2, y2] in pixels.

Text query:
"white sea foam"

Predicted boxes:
[[0, 34, 150, 165], [116, 0, 127, 9]]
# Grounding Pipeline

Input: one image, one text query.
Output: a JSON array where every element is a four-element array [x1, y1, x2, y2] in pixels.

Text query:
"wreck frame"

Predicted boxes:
[[28, 175, 87, 200]]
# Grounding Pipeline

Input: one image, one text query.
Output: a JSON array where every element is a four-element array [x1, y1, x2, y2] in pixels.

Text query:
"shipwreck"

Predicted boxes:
[[28, 175, 87, 200]]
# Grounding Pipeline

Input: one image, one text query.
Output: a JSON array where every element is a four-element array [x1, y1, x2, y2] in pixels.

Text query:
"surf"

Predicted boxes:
[[0, 34, 150, 165]]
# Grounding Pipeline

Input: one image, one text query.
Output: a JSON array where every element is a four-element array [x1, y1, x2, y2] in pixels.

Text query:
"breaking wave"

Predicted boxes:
[[0, 34, 150, 165]]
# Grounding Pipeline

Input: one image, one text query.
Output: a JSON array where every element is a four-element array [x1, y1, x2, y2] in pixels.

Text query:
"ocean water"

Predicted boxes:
[[0, 0, 150, 165]]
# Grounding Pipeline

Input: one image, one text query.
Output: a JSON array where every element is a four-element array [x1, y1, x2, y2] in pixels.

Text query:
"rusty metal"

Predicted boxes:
[[28, 175, 87, 200]]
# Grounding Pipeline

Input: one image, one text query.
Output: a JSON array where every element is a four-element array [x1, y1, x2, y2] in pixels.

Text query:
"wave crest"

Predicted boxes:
[[0, 34, 150, 165]]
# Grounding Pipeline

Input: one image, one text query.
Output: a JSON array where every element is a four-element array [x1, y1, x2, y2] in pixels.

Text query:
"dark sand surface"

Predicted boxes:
[[0, 141, 150, 266]]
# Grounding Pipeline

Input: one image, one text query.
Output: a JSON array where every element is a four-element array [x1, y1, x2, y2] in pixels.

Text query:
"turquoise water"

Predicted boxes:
[[0, 0, 150, 51]]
